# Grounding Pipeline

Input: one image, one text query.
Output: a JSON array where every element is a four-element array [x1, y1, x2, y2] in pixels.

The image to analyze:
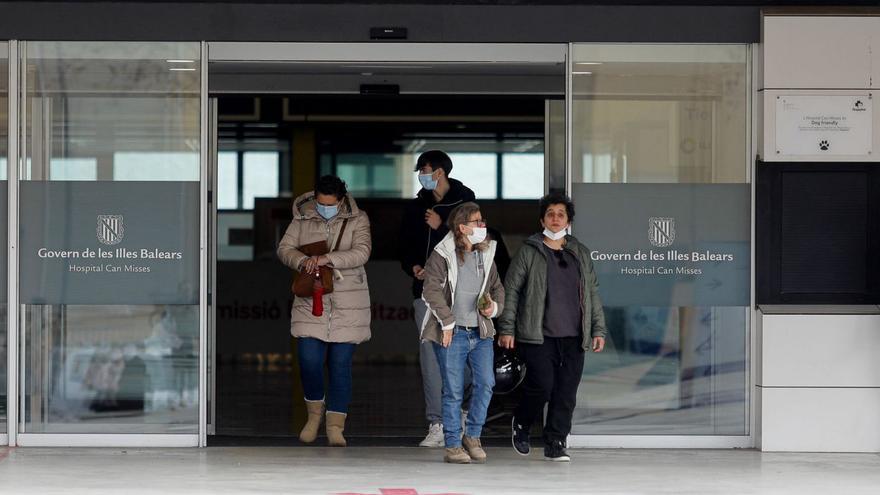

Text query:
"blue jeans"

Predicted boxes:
[[433, 326, 495, 448], [414, 299, 473, 426], [297, 337, 356, 414]]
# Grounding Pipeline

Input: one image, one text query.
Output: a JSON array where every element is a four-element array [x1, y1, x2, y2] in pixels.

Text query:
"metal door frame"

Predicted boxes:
[[1, 41, 755, 449], [204, 41, 755, 449], [3, 40, 16, 448], [204, 42, 568, 443], [564, 43, 756, 449]]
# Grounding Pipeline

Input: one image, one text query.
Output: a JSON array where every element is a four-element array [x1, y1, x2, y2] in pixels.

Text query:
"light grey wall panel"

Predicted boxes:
[[763, 16, 874, 90], [759, 386, 880, 452], [761, 314, 880, 387]]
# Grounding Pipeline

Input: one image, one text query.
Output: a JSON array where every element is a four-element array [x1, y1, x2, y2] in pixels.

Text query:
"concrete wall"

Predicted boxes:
[[759, 14, 880, 452], [757, 313, 880, 452]]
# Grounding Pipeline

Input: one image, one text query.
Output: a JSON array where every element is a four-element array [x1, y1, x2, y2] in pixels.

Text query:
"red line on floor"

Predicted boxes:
[[333, 490, 469, 495]]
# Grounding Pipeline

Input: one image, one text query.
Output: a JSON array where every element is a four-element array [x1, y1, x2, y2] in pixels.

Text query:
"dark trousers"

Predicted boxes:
[[514, 336, 585, 446]]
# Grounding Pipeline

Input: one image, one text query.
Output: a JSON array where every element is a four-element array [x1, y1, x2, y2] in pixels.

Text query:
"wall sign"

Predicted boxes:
[[20, 181, 199, 305], [775, 94, 872, 156], [573, 183, 750, 307]]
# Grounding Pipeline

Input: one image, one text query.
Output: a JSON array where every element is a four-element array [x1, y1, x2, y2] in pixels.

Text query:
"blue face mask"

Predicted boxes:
[[316, 202, 339, 220], [418, 172, 438, 191]]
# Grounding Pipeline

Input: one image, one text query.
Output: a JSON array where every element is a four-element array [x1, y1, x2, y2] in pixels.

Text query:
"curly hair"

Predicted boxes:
[[315, 175, 348, 200], [539, 192, 575, 221]]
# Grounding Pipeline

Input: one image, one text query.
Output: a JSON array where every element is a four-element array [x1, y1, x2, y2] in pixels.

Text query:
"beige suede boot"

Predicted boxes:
[[298, 400, 324, 443], [462, 436, 487, 464], [443, 447, 471, 464], [325, 411, 347, 447]]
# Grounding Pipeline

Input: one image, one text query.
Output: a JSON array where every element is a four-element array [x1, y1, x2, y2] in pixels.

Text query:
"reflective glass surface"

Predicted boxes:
[[571, 44, 750, 435], [19, 42, 200, 434], [1, 42, 8, 431]]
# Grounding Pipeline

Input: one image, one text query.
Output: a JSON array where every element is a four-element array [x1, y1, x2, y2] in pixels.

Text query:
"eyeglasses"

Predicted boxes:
[[465, 219, 487, 227]]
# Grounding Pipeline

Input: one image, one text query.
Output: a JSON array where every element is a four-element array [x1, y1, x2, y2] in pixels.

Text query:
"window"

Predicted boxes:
[[113, 152, 199, 181], [50, 158, 97, 181], [242, 151, 280, 209], [216, 150, 281, 210], [444, 153, 497, 199], [501, 153, 544, 199], [217, 151, 238, 210], [321, 144, 545, 200]]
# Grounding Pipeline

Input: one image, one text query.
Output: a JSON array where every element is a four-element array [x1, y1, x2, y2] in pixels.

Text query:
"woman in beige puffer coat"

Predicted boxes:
[[277, 175, 371, 447]]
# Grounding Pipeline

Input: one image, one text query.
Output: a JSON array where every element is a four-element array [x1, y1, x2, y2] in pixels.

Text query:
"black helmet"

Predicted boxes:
[[493, 349, 526, 395]]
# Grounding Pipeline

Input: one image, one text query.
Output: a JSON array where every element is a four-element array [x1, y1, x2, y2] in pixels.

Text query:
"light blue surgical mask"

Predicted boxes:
[[418, 172, 438, 191], [316, 202, 339, 220]]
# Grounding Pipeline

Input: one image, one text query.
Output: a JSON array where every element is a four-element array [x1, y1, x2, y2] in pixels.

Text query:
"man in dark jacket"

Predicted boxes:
[[399, 150, 476, 447]]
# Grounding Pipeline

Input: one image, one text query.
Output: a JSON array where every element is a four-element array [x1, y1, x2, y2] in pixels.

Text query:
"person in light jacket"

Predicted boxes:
[[421, 202, 504, 464], [277, 175, 372, 447], [498, 192, 607, 462]]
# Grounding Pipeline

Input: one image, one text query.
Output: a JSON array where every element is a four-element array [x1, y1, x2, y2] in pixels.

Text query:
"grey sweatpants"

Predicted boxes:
[[413, 298, 471, 426]]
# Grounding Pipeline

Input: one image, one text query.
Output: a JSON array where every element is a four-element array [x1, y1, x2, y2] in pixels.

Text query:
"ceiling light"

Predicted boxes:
[[166, 59, 195, 64], [572, 71, 593, 75], [576, 62, 602, 66], [170, 67, 197, 71]]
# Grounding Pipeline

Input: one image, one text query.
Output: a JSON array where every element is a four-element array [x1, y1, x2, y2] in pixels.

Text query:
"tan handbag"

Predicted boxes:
[[291, 218, 349, 297]]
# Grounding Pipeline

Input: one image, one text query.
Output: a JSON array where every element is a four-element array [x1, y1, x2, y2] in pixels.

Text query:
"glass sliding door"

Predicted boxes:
[[569, 44, 751, 441], [1, 42, 8, 439], [17, 42, 202, 441]]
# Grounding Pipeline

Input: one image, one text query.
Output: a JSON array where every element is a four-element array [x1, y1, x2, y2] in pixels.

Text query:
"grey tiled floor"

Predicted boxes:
[[1, 446, 880, 494]]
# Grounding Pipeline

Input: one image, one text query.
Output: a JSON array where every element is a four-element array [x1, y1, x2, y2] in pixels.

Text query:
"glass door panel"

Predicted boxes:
[[570, 44, 751, 436], [1, 41, 8, 434], [19, 42, 201, 434]]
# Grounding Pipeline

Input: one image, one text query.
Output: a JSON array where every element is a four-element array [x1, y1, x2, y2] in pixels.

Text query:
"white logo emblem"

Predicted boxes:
[[97, 215, 125, 245], [648, 217, 675, 247]]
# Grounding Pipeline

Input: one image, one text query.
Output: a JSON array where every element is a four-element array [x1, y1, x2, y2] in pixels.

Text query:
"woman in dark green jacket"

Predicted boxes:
[[498, 192, 607, 462]]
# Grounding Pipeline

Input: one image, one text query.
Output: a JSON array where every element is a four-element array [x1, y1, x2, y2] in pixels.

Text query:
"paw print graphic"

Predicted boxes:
[[819, 140, 830, 151]]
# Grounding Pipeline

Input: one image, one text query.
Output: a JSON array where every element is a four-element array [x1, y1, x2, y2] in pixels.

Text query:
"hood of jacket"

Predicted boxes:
[[292, 191, 362, 221], [433, 231, 497, 300], [524, 232, 585, 255], [415, 178, 475, 206]]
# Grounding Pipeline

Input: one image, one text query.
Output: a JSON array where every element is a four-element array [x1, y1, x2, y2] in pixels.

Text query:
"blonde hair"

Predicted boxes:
[[447, 202, 488, 263]]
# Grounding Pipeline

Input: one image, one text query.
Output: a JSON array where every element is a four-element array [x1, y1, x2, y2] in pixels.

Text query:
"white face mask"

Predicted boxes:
[[467, 227, 487, 244], [543, 227, 567, 241]]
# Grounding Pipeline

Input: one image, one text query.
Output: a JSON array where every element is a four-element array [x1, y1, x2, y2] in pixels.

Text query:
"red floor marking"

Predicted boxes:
[[0, 447, 11, 463], [334, 489, 468, 495]]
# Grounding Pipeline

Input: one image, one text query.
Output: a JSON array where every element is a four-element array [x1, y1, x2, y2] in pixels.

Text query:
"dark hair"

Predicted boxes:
[[414, 150, 453, 177], [315, 175, 348, 200], [539, 192, 575, 221]]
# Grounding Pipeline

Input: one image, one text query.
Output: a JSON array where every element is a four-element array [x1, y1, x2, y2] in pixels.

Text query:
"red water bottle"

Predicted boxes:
[[311, 274, 324, 317]]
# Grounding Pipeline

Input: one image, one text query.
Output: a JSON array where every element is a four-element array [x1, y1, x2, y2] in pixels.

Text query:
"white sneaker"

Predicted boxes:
[[419, 423, 444, 447]]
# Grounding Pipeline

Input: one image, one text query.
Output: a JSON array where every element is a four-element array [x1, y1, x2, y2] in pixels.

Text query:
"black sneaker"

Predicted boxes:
[[511, 417, 530, 456], [544, 441, 571, 462]]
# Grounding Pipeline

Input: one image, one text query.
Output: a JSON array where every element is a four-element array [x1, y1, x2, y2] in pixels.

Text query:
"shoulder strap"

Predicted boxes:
[[332, 218, 350, 252]]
